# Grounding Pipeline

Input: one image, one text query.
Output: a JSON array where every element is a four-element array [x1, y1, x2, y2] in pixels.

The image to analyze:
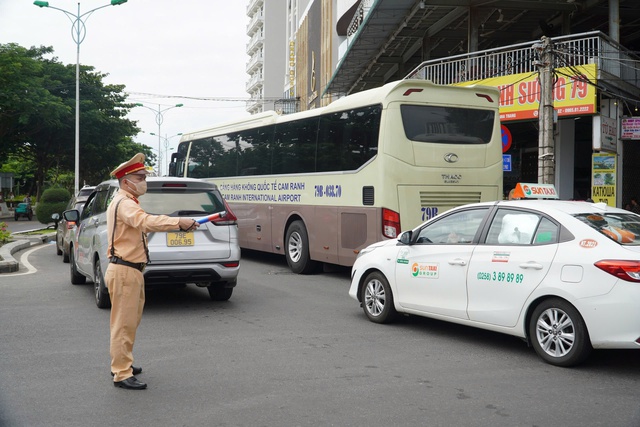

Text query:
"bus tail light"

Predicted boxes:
[[382, 208, 401, 239], [594, 260, 640, 282]]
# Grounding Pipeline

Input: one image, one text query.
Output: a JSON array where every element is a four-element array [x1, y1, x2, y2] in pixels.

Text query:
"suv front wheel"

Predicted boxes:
[[94, 260, 111, 309], [69, 247, 86, 285]]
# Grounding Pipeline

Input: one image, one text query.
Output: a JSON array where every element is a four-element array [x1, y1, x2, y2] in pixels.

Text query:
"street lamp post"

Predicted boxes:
[[135, 103, 183, 176], [150, 132, 182, 175], [34, 0, 129, 196]]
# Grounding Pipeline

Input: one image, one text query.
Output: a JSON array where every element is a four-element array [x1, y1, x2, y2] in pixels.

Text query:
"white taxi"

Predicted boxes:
[[348, 196, 640, 367]]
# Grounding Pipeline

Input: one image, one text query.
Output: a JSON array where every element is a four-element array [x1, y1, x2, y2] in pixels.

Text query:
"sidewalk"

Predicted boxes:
[[0, 230, 56, 273]]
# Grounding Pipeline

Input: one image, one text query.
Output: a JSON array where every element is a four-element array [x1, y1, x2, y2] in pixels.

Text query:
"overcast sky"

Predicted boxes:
[[0, 0, 252, 172]]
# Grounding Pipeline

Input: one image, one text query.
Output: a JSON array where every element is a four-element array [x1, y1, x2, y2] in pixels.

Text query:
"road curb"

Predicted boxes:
[[0, 232, 56, 273]]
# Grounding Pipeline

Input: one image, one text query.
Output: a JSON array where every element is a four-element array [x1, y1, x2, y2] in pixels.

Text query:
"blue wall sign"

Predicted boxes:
[[503, 154, 512, 172]]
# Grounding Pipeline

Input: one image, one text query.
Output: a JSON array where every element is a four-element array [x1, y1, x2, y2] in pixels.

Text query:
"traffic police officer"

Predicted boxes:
[[107, 153, 199, 390]]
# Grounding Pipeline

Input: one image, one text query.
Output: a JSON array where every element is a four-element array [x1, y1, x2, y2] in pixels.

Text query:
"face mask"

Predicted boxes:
[[126, 178, 147, 196]]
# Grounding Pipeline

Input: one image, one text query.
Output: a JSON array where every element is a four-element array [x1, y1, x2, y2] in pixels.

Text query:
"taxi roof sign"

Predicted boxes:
[[512, 183, 559, 199]]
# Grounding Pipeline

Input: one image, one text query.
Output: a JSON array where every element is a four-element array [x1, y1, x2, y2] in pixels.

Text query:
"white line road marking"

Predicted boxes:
[[2, 244, 51, 276]]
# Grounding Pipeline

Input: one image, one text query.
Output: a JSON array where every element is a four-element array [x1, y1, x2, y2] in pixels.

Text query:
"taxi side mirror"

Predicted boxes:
[[399, 231, 412, 245]]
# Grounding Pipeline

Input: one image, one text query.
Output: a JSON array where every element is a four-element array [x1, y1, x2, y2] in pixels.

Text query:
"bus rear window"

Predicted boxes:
[[400, 105, 494, 144]]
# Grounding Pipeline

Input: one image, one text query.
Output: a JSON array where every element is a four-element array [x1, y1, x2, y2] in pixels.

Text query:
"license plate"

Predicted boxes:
[[166, 232, 194, 247]]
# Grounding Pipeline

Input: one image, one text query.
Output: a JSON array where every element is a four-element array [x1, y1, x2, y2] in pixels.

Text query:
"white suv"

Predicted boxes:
[[63, 177, 240, 308]]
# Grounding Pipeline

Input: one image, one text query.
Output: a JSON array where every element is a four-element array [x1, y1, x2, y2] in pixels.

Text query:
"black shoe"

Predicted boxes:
[[114, 376, 147, 390], [111, 366, 142, 377]]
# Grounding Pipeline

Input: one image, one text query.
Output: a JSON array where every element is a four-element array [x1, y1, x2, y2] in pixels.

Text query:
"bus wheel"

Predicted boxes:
[[285, 220, 320, 274]]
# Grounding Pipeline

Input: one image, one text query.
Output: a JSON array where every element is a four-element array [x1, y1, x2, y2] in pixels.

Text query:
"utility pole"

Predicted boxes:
[[534, 36, 555, 185]]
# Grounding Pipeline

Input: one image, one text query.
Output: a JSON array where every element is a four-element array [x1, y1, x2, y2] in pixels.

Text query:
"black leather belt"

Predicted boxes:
[[110, 256, 146, 272]]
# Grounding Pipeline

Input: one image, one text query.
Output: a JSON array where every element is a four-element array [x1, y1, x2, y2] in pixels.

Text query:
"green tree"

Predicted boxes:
[[0, 44, 69, 177], [0, 43, 149, 200]]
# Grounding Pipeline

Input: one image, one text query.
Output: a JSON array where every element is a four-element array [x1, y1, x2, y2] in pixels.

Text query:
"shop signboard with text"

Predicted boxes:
[[455, 64, 597, 122]]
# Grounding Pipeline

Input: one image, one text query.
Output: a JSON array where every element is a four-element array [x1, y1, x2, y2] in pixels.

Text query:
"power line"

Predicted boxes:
[[125, 91, 284, 103]]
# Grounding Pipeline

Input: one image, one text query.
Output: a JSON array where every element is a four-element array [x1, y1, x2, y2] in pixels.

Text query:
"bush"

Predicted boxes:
[[0, 222, 10, 244], [36, 187, 71, 224]]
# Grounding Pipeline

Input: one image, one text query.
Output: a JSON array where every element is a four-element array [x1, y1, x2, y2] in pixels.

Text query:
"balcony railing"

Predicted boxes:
[[246, 0, 263, 16], [246, 10, 263, 36], [405, 31, 640, 94], [246, 53, 264, 74], [246, 31, 264, 55]]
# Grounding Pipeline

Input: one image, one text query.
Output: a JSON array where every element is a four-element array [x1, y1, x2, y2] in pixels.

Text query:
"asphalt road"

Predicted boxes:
[[0, 243, 638, 427]]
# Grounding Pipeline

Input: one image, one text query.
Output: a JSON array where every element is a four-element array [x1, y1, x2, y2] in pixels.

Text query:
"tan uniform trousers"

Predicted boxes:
[[105, 262, 145, 382]]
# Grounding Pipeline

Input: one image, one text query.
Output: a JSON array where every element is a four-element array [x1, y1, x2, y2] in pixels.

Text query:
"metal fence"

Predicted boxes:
[[405, 31, 640, 91]]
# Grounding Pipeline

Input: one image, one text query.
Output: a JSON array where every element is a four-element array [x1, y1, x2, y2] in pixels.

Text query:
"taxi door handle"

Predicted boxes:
[[448, 258, 467, 266], [519, 262, 543, 270]]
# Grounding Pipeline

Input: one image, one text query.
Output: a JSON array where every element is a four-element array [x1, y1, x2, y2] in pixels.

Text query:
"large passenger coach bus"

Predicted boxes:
[[169, 79, 502, 274]]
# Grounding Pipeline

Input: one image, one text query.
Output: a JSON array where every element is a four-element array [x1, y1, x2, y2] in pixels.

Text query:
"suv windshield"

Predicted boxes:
[[140, 189, 225, 216], [573, 212, 640, 245]]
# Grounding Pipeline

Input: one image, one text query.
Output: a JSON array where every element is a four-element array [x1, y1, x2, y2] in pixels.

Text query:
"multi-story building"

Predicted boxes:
[[246, 0, 288, 114]]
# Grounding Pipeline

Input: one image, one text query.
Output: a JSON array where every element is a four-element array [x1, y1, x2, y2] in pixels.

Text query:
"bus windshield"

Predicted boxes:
[[400, 104, 495, 144]]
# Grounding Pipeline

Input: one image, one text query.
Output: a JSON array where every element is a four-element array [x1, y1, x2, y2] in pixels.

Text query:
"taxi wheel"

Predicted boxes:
[[69, 247, 86, 285], [529, 298, 592, 367], [94, 260, 111, 309], [361, 271, 397, 324], [285, 220, 320, 274]]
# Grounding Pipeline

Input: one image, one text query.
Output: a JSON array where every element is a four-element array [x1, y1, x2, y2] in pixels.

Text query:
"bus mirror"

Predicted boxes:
[[399, 231, 412, 245]]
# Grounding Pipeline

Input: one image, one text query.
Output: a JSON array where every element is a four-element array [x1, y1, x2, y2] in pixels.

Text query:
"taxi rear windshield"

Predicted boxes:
[[400, 105, 494, 144], [573, 212, 640, 245]]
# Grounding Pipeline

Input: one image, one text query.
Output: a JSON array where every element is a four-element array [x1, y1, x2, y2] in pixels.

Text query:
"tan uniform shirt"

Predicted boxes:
[[106, 190, 181, 263]]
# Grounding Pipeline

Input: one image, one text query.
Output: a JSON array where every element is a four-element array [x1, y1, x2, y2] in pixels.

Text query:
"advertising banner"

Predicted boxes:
[[455, 64, 597, 122], [621, 117, 640, 140], [591, 153, 616, 206]]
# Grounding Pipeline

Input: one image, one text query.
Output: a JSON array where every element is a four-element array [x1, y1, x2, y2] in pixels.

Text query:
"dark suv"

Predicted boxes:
[[64, 177, 240, 308]]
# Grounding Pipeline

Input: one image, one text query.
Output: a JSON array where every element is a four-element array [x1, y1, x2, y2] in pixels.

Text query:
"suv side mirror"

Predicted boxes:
[[51, 213, 60, 226], [63, 209, 80, 223], [399, 230, 412, 245]]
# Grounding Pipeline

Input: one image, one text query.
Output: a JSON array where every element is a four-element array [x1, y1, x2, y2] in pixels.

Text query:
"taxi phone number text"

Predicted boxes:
[[477, 271, 524, 283]]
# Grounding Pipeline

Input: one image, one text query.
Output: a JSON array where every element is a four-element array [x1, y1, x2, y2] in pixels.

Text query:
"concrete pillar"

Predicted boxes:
[[555, 119, 575, 200]]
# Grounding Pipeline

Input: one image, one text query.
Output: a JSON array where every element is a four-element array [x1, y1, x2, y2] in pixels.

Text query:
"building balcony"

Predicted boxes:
[[246, 32, 264, 56], [246, 0, 263, 17], [246, 53, 264, 74], [246, 98, 262, 115], [246, 73, 264, 92], [405, 31, 640, 99], [246, 11, 264, 37]]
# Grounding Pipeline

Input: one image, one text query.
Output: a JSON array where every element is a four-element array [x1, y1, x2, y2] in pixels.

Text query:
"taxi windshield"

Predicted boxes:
[[573, 212, 640, 245]]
